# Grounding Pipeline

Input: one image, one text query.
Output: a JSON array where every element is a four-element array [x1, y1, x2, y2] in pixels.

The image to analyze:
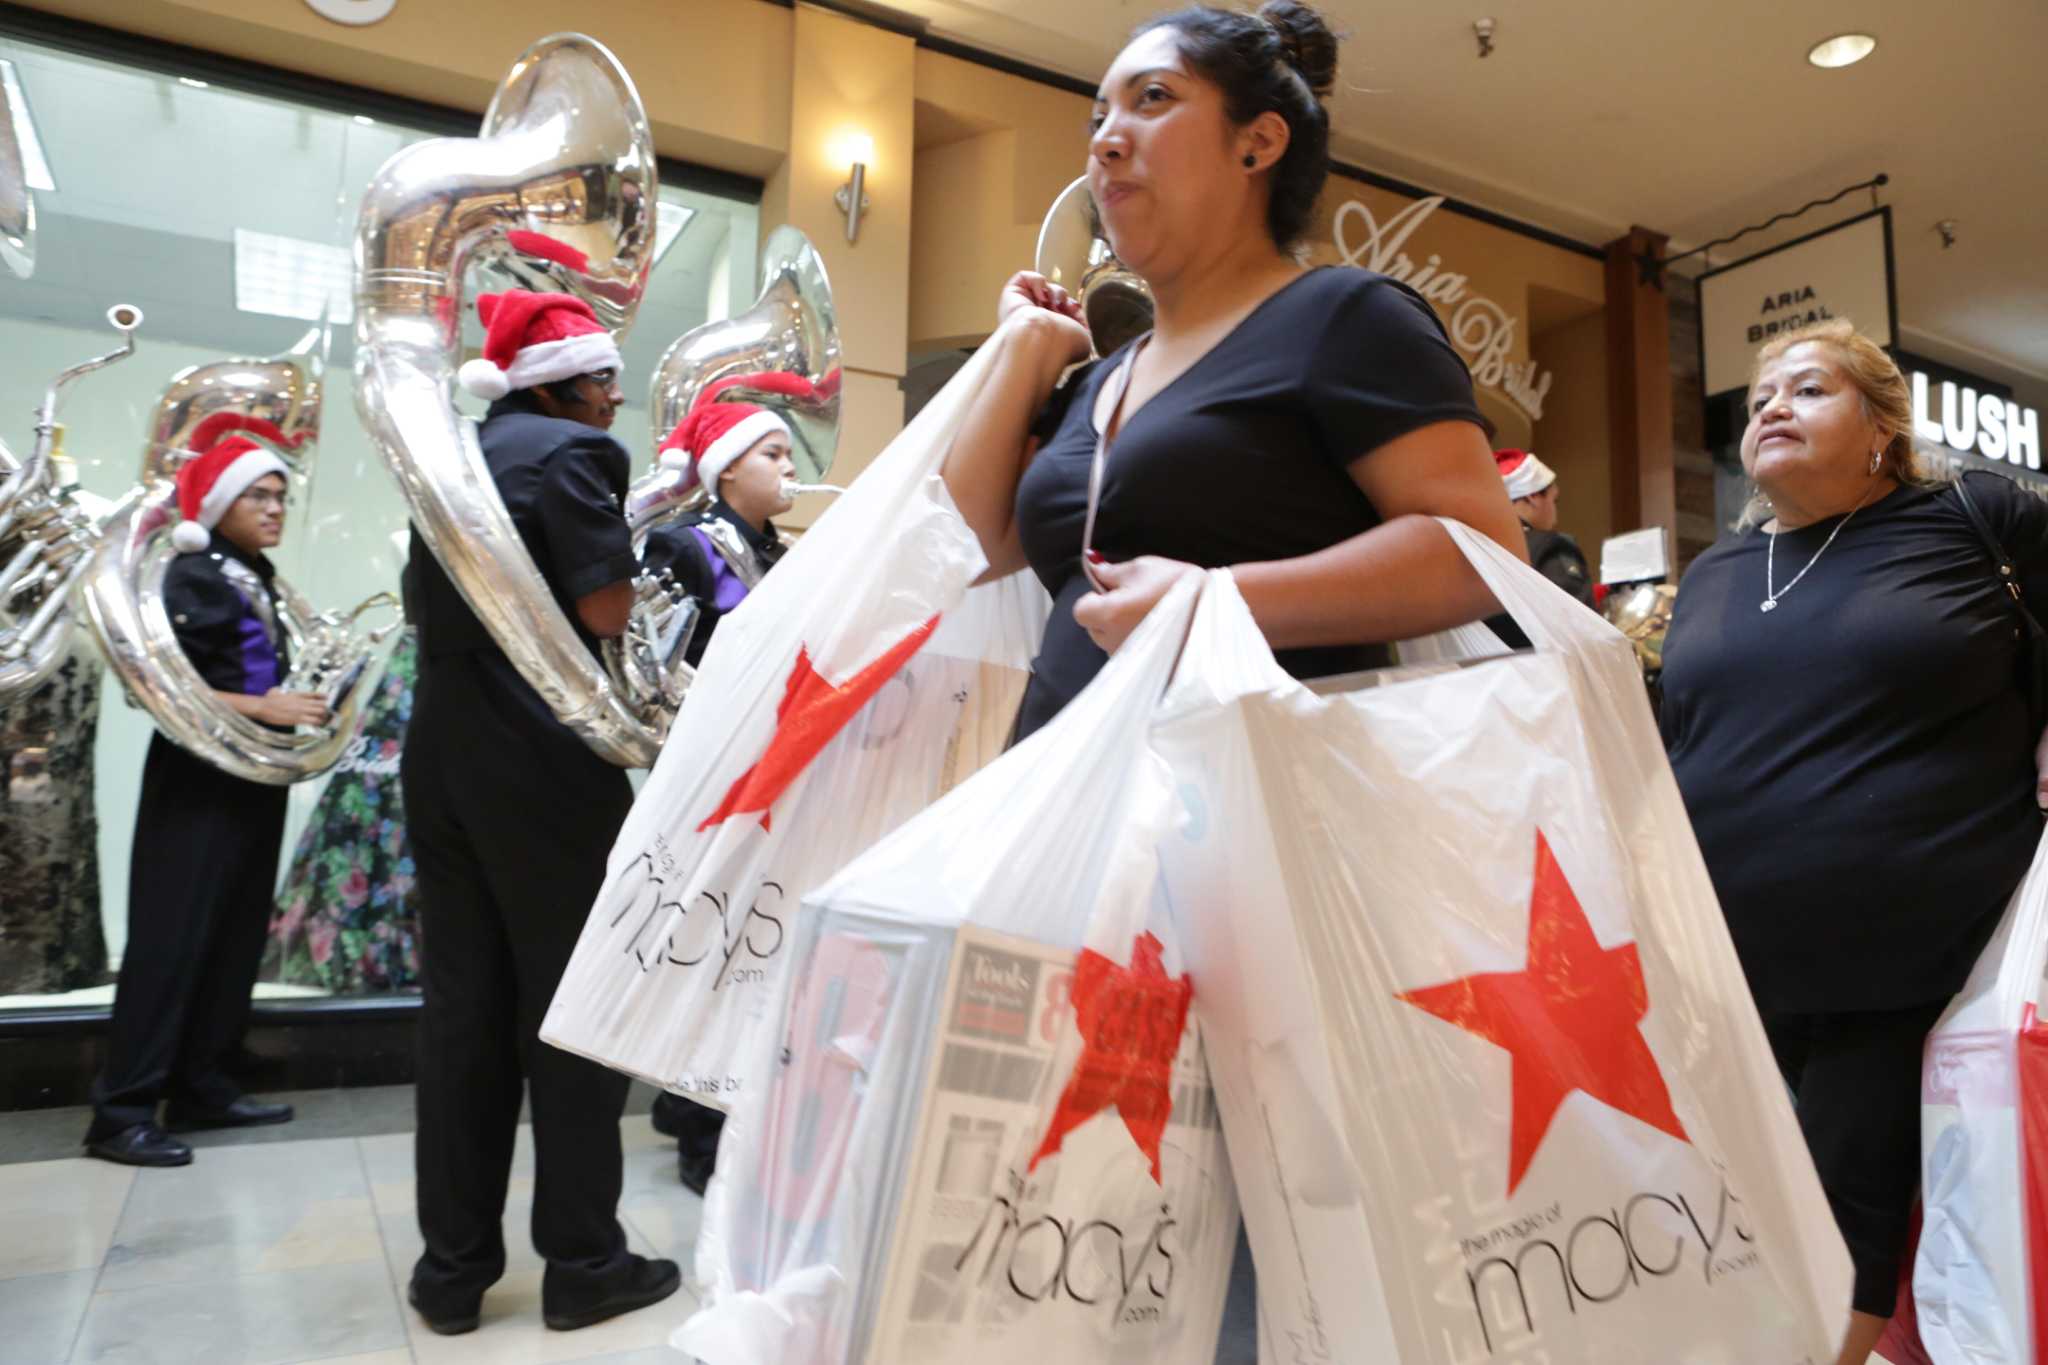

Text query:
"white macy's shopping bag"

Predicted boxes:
[[541, 340, 1046, 1106], [1150, 533, 1851, 1365], [1915, 832, 2048, 1364], [675, 574, 1237, 1365]]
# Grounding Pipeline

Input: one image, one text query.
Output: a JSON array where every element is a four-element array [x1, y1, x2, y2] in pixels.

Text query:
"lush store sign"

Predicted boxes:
[[1912, 370, 2042, 472]]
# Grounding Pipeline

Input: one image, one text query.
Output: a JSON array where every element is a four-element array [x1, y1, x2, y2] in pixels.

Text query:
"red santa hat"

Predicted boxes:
[[456, 289, 622, 401], [656, 371, 815, 496], [1494, 447, 1557, 502], [170, 414, 300, 553]]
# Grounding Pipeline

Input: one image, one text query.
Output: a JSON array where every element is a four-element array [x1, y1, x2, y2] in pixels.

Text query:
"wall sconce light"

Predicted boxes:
[[830, 131, 874, 244]]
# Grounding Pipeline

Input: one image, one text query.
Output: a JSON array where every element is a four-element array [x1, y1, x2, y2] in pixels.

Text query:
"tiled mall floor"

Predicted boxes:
[[0, 1087, 1904, 1365], [0, 1103, 701, 1365]]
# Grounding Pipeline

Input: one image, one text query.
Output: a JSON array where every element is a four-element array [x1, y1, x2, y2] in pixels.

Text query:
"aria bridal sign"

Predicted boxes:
[[303, 0, 397, 24], [1332, 195, 1554, 423], [1697, 207, 1896, 396]]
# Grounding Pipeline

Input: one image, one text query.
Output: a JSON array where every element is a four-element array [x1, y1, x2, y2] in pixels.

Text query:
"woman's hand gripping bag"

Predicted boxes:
[[1149, 531, 1852, 1365], [541, 341, 1048, 1108], [1915, 831, 2048, 1364], [674, 574, 1238, 1365]]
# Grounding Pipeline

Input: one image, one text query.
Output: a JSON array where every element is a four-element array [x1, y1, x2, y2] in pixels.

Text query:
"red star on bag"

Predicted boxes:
[[1029, 931, 1193, 1184], [1397, 829, 1690, 1196], [697, 616, 941, 832]]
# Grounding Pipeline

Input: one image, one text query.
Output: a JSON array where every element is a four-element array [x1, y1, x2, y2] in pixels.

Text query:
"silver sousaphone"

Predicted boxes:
[[1035, 176, 1152, 359], [0, 306, 147, 702], [609, 227, 844, 705], [353, 32, 670, 767], [79, 329, 402, 783]]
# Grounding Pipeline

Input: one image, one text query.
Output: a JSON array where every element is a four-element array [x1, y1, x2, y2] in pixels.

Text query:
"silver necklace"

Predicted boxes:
[[1761, 487, 1875, 612]]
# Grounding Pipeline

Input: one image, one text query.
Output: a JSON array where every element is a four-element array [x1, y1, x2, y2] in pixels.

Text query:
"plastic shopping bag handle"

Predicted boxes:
[[1429, 517, 1628, 657]]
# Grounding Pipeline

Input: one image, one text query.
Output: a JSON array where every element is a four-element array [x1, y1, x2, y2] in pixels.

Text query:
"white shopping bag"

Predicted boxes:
[[1915, 832, 2048, 1364], [676, 574, 1238, 1365], [1151, 528, 1852, 1365], [541, 341, 1047, 1107]]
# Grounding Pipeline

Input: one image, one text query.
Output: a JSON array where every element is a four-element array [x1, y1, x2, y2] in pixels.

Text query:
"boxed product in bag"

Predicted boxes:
[[676, 574, 1237, 1365]]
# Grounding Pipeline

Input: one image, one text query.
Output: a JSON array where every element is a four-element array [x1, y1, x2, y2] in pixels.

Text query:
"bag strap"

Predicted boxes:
[[1952, 474, 2048, 725], [1079, 340, 1146, 594]]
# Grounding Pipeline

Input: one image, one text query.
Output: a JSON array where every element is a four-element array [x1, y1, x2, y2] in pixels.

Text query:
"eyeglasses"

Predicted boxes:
[[580, 368, 619, 388], [236, 488, 292, 511]]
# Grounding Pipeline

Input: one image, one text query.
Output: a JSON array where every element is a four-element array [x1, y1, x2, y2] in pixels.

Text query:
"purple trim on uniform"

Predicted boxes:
[[237, 612, 281, 694], [688, 525, 750, 612]]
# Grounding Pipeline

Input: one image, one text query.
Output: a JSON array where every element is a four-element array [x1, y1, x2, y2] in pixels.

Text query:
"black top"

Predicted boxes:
[[163, 532, 288, 696], [1010, 267, 1487, 739], [642, 499, 789, 666], [1659, 472, 2048, 1012], [402, 395, 638, 734], [1489, 524, 1596, 649]]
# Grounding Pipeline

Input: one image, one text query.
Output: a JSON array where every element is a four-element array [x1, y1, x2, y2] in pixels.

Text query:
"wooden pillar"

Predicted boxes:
[[1604, 226, 1675, 540]]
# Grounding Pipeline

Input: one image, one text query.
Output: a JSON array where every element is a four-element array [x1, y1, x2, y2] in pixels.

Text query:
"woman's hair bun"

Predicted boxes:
[[1258, 0, 1338, 98]]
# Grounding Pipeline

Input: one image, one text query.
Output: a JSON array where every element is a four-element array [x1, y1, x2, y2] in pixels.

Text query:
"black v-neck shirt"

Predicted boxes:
[[1660, 472, 2048, 1011], [1010, 267, 1487, 739]]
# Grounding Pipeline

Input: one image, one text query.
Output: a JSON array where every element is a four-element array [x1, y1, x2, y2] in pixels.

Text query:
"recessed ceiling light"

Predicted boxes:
[[1807, 33, 1876, 68], [353, 114, 375, 126], [178, 76, 211, 89]]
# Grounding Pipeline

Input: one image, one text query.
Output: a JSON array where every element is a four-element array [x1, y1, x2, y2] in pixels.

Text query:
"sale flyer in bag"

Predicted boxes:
[[1151, 554, 1852, 1365], [676, 575, 1237, 1365]]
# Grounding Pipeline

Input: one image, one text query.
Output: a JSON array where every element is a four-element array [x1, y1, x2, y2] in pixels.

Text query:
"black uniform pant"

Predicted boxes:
[[88, 734, 286, 1140], [402, 653, 636, 1305]]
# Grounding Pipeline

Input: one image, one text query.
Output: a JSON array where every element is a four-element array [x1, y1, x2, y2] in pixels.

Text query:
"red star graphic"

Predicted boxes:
[[697, 616, 941, 832], [1029, 931, 1192, 1184], [1397, 829, 1689, 1196]]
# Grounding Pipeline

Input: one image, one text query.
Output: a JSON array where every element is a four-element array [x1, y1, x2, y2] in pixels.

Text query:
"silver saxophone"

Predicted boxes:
[[353, 33, 674, 768], [78, 327, 402, 783], [614, 226, 845, 696], [0, 305, 147, 701]]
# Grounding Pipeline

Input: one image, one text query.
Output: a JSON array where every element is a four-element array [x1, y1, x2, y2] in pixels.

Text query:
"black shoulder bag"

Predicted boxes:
[[1952, 474, 2048, 734]]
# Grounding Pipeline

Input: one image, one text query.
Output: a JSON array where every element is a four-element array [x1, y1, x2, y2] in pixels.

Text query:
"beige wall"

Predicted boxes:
[[759, 5, 916, 526], [1532, 310, 1614, 555], [909, 50, 1092, 350]]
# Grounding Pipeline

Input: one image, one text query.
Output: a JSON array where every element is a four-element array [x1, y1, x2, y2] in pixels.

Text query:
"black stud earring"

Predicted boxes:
[[1243, 154, 1257, 168]]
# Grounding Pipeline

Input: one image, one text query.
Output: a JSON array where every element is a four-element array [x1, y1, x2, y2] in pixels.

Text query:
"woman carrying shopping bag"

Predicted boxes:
[[943, 0, 1527, 745], [1659, 319, 2048, 1365], [939, 5, 1529, 1357]]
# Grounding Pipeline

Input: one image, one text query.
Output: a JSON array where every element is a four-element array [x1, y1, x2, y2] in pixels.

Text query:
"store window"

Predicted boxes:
[[0, 32, 759, 1011]]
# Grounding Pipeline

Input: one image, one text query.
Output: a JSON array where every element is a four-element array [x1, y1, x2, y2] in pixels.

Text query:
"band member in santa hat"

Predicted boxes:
[[401, 288, 679, 1335], [635, 372, 808, 1192], [84, 415, 326, 1168], [1487, 447, 1596, 647]]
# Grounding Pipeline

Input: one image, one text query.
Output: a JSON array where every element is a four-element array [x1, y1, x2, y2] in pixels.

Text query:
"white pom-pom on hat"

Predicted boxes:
[[458, 357, 512, 400], [170, 520, 211, 554]]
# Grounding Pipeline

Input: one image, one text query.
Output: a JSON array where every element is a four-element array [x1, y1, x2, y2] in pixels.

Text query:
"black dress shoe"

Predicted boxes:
[[677, 1147, 715, 1197], [164, 1097, 295, 1131], [543, 1255, 682, 1331], [407, 1282, 482, 1336], [649, 1092, 688, 1139], [85, 1123, 194, 1168]]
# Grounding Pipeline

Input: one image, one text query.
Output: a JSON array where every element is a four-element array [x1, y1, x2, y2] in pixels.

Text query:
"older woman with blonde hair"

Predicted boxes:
[[1660, 318, 2048, 1363]]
